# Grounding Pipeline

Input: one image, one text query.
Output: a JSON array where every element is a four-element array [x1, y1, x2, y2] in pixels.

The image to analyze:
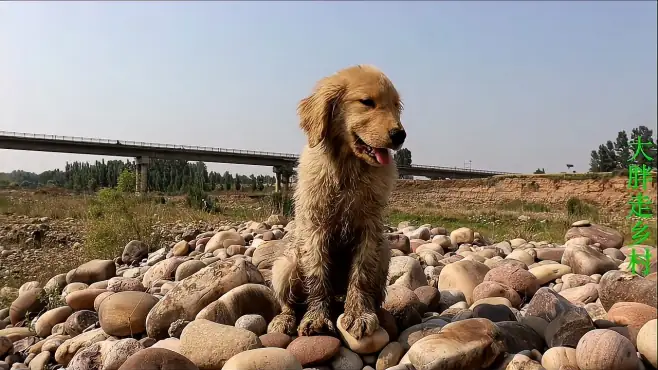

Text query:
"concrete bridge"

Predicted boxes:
[[0, 131, 516, 193]]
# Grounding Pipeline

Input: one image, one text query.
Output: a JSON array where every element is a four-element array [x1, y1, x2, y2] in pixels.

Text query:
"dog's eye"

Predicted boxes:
[[359, 99, 376, 108]]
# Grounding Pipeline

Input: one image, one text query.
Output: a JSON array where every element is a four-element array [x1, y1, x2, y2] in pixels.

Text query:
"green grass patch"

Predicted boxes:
[[566, 197, 599, 220], [386, 208, 572, 243], [499, 200, 551, 213]]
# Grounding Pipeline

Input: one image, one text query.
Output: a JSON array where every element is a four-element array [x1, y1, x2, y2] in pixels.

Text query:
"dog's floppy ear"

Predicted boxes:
[[297, 77, 344, 148]]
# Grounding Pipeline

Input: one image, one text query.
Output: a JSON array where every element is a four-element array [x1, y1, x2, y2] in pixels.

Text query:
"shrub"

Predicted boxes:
[[116, 170, 136, 193], [84, 188, 162, 260], [185, 186, 220, 213], [271, 192, 295, 217], [566, 197, 598, 219]]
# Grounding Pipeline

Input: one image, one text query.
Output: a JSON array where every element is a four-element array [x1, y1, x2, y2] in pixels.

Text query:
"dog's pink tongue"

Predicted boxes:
[[374, 148, 392, 165]]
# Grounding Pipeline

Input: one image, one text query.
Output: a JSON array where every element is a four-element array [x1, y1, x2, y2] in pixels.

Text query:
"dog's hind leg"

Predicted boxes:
[[268, 253, 301, 335]]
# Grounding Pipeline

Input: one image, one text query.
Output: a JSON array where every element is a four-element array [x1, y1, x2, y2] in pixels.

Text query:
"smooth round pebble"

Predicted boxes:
[[223, 347, 302, 370], [234, 314, 267, 336], [576, 329, 640, 370]]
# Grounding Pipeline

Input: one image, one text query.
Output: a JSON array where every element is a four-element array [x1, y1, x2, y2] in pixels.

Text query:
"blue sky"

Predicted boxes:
[[1, 1, 656, 176]]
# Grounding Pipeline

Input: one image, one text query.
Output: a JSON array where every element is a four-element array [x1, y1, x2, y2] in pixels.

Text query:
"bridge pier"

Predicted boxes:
[[274, 172, 282, 193], [135, 156, 150, 194], [273, 165, 293, 193]]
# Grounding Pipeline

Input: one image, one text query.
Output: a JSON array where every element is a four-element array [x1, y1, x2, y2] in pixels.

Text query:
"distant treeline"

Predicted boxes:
[[0, 159, 277, 193]]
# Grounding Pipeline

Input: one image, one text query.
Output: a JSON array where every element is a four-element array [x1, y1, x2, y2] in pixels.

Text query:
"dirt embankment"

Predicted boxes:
[[389, 175, 658, 213]]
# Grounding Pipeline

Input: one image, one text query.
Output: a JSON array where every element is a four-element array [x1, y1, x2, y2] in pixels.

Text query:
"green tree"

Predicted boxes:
[[223, 172, 232, 191], [250, 175, 257, 192], [394, 148, 412, 167], [116, 169, 136, 193], [533, 168, 546, 174], [630, 126, 657, 169], [235, 175, 242, 191], [590, 126, 657, 172], [394, 148, 413, 179], [614, 130, 631, 166], [87, 178, 98, 192]]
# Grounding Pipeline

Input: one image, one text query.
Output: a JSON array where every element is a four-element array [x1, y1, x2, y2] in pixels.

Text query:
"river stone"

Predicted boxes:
[[406, 318, 506, 369], [376, 341, 405, 370], [65, 310, 99, 337], [54, 328, 110, 366], [599, 270, 657, 310], [397, 319, 448, 351], [103, 338, 145, 370], [196, 283, 280, 326], [117, 348, 199, 370], [388, 256, 428, 291], [564, 224, 623, 249], [29, 351, 51, 370], [637, 319, 657, 368], [34, 306, 73, 337], [66, 339, 115, 370], [175, 260, 206, 281], [330, 347, 363, 370], [606, 302, 657, 346], [561, 245, 618, 276], [0, 327, 34, 342], [99, 291, 159, 337], [496, 321, 546, 353], [336, 313, 389, 354], [122, 240, 149, 265], [180, 319, 262, 370], [142, 258, 186, 288], [484, 264, 539, 299], [472, 281, 522, 308], [438, 260, 490, 305], [286, 336, 341, 366], [558, 283, 599, 305], [44, 274, 68, 295], [66, 288, 108, 311], [205, 231, 246, 253], [66, 260, 116, 284], [10, 288, 46, 325], [222, 347, 302, 370], [146, 258, 263, 339], [541, 347, 578, 370], [529, 264, 572, 285], [576, 329, 639, 370]]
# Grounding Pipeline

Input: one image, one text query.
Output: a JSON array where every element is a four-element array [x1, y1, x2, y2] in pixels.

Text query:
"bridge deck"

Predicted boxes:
[[0, 131, 515, 177]]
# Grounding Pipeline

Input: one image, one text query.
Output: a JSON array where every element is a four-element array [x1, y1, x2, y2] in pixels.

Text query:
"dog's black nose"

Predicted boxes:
[[389, 128, 406, 147]]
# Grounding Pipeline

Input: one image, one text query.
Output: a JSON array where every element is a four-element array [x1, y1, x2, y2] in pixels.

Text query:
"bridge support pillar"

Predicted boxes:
[[274, 172, 282, 193], [273, 167, 281, 193], [273, 165, 293, 193], [135, 156, 150, 195]]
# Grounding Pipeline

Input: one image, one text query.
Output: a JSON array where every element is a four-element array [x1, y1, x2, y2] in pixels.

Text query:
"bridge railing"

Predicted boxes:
[[0, 130, 299, 159], [0, 130, 515, 174]]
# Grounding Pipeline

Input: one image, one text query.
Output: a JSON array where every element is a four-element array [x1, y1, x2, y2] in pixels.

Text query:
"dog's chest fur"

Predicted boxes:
[[294, 147, 396, 248]]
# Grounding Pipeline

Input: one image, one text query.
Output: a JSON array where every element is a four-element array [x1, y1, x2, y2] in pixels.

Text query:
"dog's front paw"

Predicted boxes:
[[298, 309, 335, 336], [268, 313, 297, 336], [340, 309, 379, 339]]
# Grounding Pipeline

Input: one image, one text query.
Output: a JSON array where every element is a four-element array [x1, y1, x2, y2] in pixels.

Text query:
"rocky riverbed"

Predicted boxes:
[[0, 216, 656, 370]]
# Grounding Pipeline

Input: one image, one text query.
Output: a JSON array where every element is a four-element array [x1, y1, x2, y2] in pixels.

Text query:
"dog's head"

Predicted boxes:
[[298, 65, 406, 167]]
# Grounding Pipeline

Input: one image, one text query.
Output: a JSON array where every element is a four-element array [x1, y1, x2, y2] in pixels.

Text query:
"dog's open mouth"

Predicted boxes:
[[355, 135, 392, 165]]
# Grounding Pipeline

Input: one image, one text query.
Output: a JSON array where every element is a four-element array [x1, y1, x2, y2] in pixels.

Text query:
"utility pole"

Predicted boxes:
[[464, 160, 472, 171]]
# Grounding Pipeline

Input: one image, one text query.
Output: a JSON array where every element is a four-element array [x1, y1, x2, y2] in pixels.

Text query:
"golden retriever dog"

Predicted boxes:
[[268, 65, 406, 339]]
